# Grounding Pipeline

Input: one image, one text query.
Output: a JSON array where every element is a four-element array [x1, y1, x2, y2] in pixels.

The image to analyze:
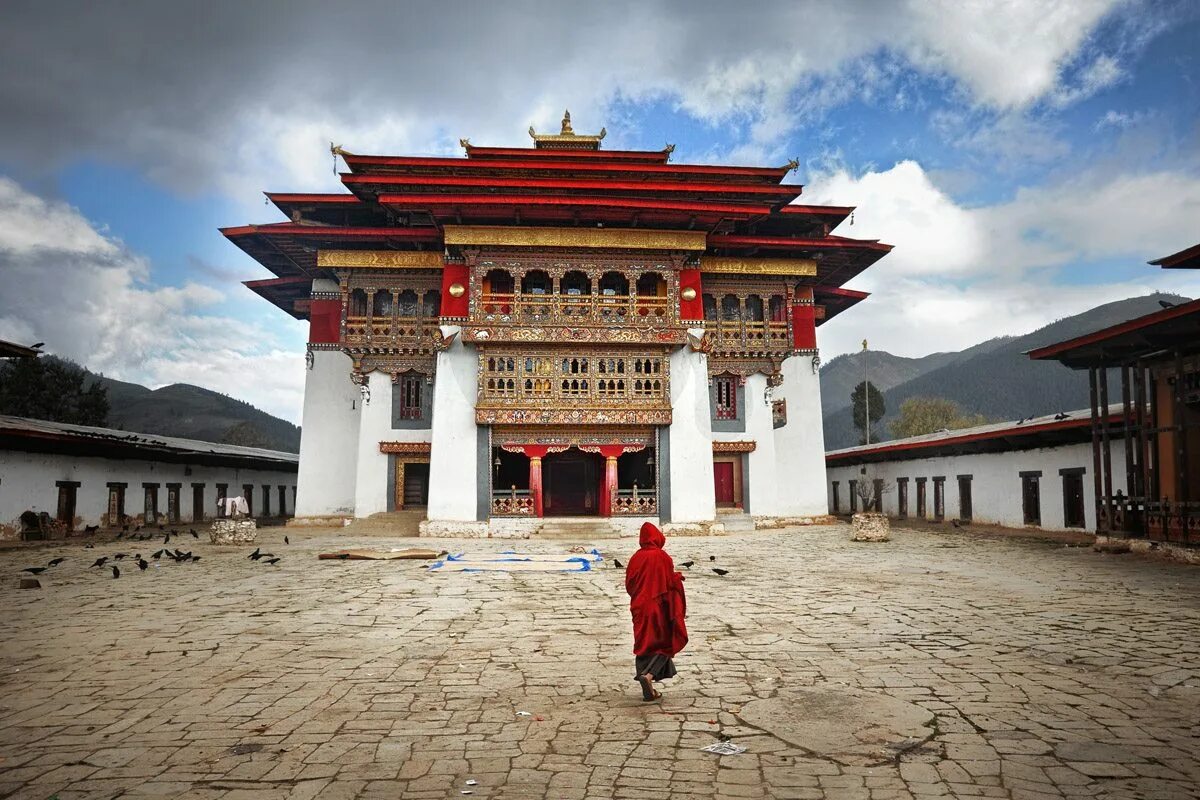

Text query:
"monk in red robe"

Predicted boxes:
[[625, 521, 688, 701]]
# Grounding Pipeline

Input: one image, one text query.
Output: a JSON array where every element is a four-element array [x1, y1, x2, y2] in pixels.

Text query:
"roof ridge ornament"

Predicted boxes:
[[784, 158, 799, 172], [529, 110, 606, 150]]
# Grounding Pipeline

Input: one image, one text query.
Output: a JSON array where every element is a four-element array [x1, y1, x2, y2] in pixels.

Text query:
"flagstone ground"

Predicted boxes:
[[0, 523, 1196, 799]]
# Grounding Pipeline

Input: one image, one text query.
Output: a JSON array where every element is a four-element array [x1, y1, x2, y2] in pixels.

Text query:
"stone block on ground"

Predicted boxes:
[[851, 512, 891, 542], [210, 518, 257, 544]]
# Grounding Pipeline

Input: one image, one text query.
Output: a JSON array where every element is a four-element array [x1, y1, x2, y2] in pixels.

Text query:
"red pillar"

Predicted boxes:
[[603, 457, 618, 516], [530, 457, 544, 517]]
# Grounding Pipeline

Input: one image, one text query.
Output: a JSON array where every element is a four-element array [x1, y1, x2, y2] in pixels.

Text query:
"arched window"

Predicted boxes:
[[484, 269, 514, 295], [702, 293, 717, 320], [745, 295, 764, 321], [560, 270, 591, 296], [769, 295, 787, 322], [636, 272, 666, 317], [721, 294, 742, 321], [422, 290, 441, 317], [397, 290, 419, 317], [599, 271, 629, 296], [349, 289, 368, 317], [521, 269, 551, 295], [373, 290, 392, 317]]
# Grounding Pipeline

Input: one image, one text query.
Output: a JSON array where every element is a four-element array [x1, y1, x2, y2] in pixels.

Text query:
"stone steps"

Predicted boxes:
[[717, 509, 756, 532], [534, 518, 622, 540]]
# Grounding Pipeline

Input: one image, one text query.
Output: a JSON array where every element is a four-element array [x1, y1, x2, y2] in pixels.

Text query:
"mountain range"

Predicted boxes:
[[89, 373, 301, 452], [820, 293, 1192, 450]]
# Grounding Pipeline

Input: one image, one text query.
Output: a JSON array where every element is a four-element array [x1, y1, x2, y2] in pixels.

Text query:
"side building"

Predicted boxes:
[[224, 114, 891, 534], [0, 415, 298, 538], [826, 408, 1128, 531]]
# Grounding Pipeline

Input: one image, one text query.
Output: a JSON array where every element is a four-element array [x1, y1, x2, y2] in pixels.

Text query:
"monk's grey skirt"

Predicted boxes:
[[634, 653, 677, 681]]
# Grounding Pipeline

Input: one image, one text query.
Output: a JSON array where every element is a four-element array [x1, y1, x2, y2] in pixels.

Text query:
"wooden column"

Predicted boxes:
[[1099, 367, 1114, 531], [1089, 368, 1105, 532], [603, 457, 618, 517], [529, 457, 544, 518]]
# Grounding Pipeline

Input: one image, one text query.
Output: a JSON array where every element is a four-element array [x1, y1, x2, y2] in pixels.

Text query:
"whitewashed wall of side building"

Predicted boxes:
[[826, 440, 1128, 531], [0, 451, 297, 530]]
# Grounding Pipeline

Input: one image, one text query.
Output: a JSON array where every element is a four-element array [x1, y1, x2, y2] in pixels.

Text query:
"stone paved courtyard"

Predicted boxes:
[[0, 523, 1197, 800]]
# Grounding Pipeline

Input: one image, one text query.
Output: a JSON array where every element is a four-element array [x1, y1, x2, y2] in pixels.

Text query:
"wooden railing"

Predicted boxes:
[[707, 319, 791, 352], [492, 489, 534, 516], [613, 486, 657, 516], [344, 315, 437, 346], [478, 293, 671, 325]]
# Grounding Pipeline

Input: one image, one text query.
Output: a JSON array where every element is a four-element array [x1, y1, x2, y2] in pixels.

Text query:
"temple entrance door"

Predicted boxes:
[[404, 463, 430, 507], [544, 451, 601, 516], [714, 462, 735, 506]]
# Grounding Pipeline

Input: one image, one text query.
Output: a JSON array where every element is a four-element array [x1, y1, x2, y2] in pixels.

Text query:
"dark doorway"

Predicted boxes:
[[849, 479, 858, 513], [897, 478, 908, 517], [544, 451, 601, 515], [933, 477, 945, 521], [192, 484, 205, 523], [957, 475, 972, 521], [56, 482, 79, 531], [167, 485, 181, 524], [1021, 474, 1041, 525], [916, 478, 927, 518], [404, 463, 430, 506], [1062, 471, 1086, 528]]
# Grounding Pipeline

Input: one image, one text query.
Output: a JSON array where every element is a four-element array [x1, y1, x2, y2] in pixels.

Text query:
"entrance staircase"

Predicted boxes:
[[534, 517, 622, 540], [717, 508, 756, 532]]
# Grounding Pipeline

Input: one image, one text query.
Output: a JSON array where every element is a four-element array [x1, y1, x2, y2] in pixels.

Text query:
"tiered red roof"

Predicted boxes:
[[224, 119, 890, 321]]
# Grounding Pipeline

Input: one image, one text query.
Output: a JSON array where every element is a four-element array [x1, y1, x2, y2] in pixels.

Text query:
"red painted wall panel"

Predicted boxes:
[[792, 303, 817, 351], [679, 268, 703, 321], [308, 299, 342, 344], [440, 263, 469, 318]]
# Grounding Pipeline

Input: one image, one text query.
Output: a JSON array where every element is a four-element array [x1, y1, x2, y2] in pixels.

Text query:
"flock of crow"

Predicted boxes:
[[18, 524, 285, 580], [613, 553, 730, 576]]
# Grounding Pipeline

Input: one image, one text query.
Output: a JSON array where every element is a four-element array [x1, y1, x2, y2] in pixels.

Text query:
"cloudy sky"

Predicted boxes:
[[1, 0, 1197, 423]]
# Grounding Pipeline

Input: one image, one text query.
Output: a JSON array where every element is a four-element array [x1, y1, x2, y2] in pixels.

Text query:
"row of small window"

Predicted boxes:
[[830, 469, 1089, 528], [702, 294, 789, 323], [486, 356, 662, 376], [483, 270, 665, 296], [55, 481, 296, 529], [348, 289, 441, 318]]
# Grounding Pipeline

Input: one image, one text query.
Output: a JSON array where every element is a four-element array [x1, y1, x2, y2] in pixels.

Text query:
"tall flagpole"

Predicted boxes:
[[862, 339, 869, 445]]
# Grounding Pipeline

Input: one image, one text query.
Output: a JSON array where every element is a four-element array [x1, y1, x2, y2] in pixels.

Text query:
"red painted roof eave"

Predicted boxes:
[[343, 173, 804, 197], [1149, 242, 1200, 268], [342, 154, 792, 180], [221, 224, 442, 240], [243, 276, 311, 289], [815, 286, 870, 299], [378, 193, 771, 216], [1026, 297, 1200, 361], [782, 204, 853, 216], [824, 413, 1122, 464], [709, 234, 894, 252]]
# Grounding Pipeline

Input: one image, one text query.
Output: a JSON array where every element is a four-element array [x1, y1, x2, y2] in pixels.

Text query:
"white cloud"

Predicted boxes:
[[807, 159, 1200, 357], [0, 178, 305, 423]]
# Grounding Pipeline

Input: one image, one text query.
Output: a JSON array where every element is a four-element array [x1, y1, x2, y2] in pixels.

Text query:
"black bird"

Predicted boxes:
[[82, 524, 99, 535], [173, 549, 187, 558], [113, 553, 128, 560], [189, 529, 198, 538], [152, 549, 164, 559], [111, 565, 120, 579], [712, 568, 729, 576], [248, 548, 261, 560], [1054, 412, 1070, 420], [1159, 299, 1175, 309], [90, 557, 108, 568], [679, 560, 694, 569], [163, 534, 170, 545], [709, 555, 716, 562], [47, 558, 65, 567], [31, 342, 44, 349], [22, 567, 47, 575], [613, 558, 624, 569], [191, 556, 201, 563], [264, 558, 281, 565], [137, 559, 149, 571], [284, 536, 289, 545]]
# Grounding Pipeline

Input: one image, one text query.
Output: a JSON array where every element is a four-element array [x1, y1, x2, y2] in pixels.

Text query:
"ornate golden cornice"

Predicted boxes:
[[700, 257, 817, 276], [444, 225, 706, 251], [318, 250, 445, 269], [379, 441, 433, 455], [713, 440, 756, 453]]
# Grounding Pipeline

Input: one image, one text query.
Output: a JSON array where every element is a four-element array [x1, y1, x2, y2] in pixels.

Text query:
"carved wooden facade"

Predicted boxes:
[[339, 270, 442, 378]]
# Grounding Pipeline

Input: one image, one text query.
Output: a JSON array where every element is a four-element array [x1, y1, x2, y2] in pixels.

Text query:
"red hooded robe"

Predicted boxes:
[[625, 522, 688, 658]]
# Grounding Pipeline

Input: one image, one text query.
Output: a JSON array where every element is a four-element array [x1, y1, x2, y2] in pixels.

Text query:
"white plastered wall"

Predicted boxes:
[[772, 353, 829, 516], [353, 373, 433, 517], [712, 372, 779, 516], [0, 450, 297, 531], [295, 279, 361, 517], [826, 440, 1128, 531], [426, 326, 480, 522], [667, 339, 716, 523]]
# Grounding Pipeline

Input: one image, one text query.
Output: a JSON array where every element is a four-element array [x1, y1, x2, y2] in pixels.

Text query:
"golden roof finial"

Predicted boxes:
[[561, 109, 573, 135], [529, 111, 605, 149]]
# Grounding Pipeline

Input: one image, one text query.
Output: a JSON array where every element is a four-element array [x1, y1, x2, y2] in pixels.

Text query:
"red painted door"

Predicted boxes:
[[713, 462, 735, 505]]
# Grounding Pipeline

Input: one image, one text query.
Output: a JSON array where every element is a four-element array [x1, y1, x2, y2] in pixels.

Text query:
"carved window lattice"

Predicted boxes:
[[479, 352, 668, 406]]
